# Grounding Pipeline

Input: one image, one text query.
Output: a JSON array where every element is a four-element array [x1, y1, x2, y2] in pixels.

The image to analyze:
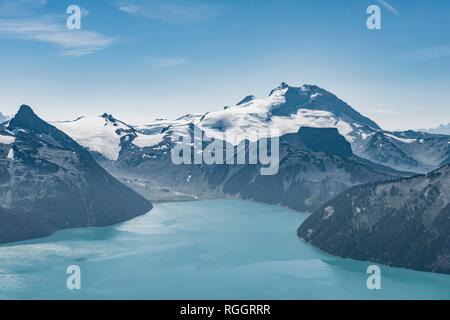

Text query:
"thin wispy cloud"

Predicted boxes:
[[148, 57, 188, 68], [403, 45, 450, 61], [0, 0, 114, 57], [376, 0, 399, 15], [116, 0, 221, 24], [0, 16, 115, 57]]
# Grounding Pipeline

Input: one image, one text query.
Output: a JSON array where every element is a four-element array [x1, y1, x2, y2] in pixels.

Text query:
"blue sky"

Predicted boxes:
[[0, 0, 450, 130]]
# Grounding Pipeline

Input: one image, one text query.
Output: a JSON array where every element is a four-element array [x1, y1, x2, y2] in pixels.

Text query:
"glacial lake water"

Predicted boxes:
[[0, 199, 450, 300]]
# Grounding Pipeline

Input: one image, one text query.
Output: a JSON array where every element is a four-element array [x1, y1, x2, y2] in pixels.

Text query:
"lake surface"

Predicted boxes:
[[0, 199, 449, 299]]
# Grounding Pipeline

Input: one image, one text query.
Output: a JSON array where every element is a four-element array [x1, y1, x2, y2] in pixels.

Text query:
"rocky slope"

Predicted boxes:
[[298, 164, 450, 274], [0, 105, 152, 244], [105, 124, 410, 212]]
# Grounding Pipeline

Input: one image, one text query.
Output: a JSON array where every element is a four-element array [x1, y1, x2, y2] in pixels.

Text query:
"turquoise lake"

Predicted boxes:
[[0, 199, 449, 299]]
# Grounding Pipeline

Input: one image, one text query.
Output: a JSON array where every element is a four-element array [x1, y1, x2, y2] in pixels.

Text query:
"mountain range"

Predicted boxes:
[[108, 124, 409, 212], [422, 123, 450, 135], [55, 83, 450, 174], [53, 84, 415, 211], [3, 82, 450, 275]]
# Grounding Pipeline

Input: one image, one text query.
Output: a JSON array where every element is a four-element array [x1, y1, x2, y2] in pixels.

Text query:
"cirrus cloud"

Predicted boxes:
[[0, 0, 115, 57], [116, 0, 222, 24], [0, 16, 115, 57]]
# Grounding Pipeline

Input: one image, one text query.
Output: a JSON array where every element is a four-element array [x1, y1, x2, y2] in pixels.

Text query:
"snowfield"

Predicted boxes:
[[53, 116, 132, 161], [133, 133, 166, 149], [0, 135, 15, 145], [49, 83, 450, 173]]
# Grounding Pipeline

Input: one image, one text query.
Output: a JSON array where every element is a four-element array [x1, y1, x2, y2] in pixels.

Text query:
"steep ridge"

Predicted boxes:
[[0, 105, 152, 244]]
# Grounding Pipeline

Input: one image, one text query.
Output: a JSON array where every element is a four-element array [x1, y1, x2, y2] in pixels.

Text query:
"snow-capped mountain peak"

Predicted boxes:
[[53, 113, 170, 161], [196, 83, 381, 145], [236, 95, 256, 106], [48, 83, 450, 174], [421, 123, 450, 136], [100, 113, 123, 125], [0, 112, 10, 124], [268, 82, 290, 96]]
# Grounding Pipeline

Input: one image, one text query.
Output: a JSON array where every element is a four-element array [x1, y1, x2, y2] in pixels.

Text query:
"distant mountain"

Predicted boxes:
[[56, 83, 450, 174], [0, 112, 10, 124], [197, 83, 450, 173], [197, 83, 381, 145], [102, 123, 410, 212], [147, 83, 449, 173], [52, 113, 138, 162], [0, 105, 152, 244], [421, 123, 450, 135], [50, 83, 450, 209], [55, 83, 386, 162], [219, 127, 409, 212], [298, 164, 450, 274]]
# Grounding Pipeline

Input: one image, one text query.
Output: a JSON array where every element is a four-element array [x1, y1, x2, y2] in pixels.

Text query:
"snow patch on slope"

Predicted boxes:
[[133, 133, 166, 148], [199, 108, 357, 145], [53, 117, 129, 161], [0, 135, 15, 145], [7, 148, 14, 160], [323, 206, 334, 220], [385, 133, 416, 144]]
